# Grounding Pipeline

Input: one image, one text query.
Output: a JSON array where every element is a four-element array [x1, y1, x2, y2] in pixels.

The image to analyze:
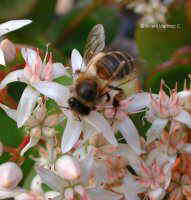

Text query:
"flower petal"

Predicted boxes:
[[71, 49, 85, 73], [118, 116, 142, 155], [84, 111, 118, 146], [32, 81, 69, 106], [17, 86, 40, 128], [148, 188, 166, 200], [36, 166, 67, 192], [0, 187, 24, 199], [93, 162, 108, 186], [174, 110, 191, 129], [125, 92, 151, 113], [87, 188, 122, 200], [0, 20, 32, 37], [0, 103, 17, 121], [0, 48, 5, 66], [61, 119, 82, 153], [21, 48, 37, 68], [146, 118, 168, 144], [80, 151, 94, 185], [52, 63, 69, 79], [0, 69, 24, 89], [123, 175, 145, 200]]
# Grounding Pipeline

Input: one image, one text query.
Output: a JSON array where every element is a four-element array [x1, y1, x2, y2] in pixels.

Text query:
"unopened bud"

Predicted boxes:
[[0, 39, 16, 63], [55, 155, 81, 180], [0, 141, 3, 156], [64, 188, 74, 200], [0, 162, 23, 190]]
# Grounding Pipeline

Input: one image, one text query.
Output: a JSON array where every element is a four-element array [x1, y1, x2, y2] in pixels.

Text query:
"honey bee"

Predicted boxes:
[[68, 24, 137, 117]]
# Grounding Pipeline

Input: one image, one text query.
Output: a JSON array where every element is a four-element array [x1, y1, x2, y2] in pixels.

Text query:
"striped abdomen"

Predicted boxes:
[[95, 51, 134, 80]]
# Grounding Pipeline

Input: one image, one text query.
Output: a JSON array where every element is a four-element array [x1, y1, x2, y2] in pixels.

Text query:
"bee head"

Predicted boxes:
[[76, 79, 98, 103]]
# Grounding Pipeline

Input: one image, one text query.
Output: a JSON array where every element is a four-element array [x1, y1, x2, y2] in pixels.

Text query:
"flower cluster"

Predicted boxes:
[[1, 20, 191, 200], [127, 0, 174, 24]]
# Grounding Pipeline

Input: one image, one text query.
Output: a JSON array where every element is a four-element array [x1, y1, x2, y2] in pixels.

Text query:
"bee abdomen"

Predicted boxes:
[[96, 51, 134, 80]]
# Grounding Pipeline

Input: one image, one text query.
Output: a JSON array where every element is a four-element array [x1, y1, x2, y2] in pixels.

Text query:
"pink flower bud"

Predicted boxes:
[[0, 162, 23, 190], [0, 141, 3, 156], [0, 39, 16, 63], [55, 155, 81, 180], [64, 188, 74, 200]]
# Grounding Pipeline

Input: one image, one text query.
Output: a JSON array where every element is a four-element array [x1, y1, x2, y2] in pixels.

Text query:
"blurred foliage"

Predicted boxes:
[[136, 2, 191, 91], [0, 0, 190, 189], [0, 0, 37, 19]]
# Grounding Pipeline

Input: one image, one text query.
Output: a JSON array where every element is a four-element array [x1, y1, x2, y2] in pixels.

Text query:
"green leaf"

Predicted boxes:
[[7, 82, 27, 102], [0, 109, 23, 148], [0, 108, 23, 165]]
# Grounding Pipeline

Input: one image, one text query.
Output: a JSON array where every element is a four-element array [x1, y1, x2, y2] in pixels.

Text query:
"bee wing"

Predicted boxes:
[[83, 24, 105, 65], [0, 20, 32, 37]]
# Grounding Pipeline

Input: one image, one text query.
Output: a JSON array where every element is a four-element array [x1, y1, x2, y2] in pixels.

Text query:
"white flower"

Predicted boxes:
[[122, 146, 176, 200], [36, 152, 122, 200], [145, 82, 191, 143], [29, 49, 118, 153], [127, 0, 168, 24], [103, 92, 150, 155], [0, 48, 68, 128], [0, 20, 32, 66]]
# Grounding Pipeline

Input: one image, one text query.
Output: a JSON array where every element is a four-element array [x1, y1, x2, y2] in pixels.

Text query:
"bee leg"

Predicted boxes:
[[109, 85, 125, 101]]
